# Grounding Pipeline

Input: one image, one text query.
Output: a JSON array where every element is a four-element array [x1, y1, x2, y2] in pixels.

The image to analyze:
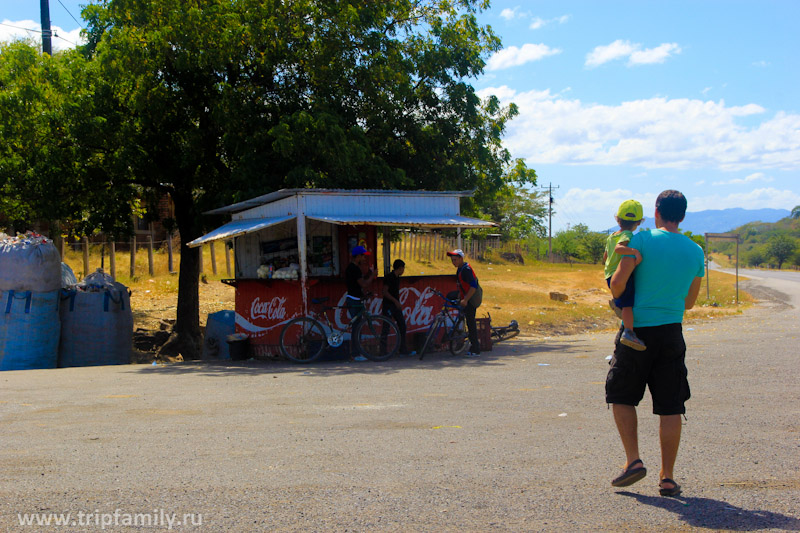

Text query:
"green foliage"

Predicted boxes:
[[682, 230, 706, 249], [482, 182, 546, 241], [746, 247, 766, 267], [708, 211, 800, 270], [766, 234, 796, 269], [792, 205, 800, 219], [0, 41, 135, 236], [581, 232, 607, 264]]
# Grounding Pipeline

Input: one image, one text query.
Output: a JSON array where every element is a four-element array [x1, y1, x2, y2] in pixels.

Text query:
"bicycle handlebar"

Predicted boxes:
[[427, 288, 463, 310]]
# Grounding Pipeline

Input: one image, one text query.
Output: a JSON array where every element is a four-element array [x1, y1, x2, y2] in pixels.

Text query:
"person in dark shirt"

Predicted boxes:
[[447, 248, 483, 357], [345, 245, 376, 361], [382, 259, 412, 355]]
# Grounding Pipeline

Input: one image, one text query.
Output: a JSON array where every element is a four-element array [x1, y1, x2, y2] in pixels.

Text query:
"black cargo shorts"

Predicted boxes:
[[605, 323, 691, 415]]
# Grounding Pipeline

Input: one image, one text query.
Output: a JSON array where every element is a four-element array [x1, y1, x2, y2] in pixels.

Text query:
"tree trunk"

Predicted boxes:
[[159, 189, 202, 360]]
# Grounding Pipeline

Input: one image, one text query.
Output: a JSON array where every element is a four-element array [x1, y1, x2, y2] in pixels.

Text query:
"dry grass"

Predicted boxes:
[[60, 243, 751, 338]]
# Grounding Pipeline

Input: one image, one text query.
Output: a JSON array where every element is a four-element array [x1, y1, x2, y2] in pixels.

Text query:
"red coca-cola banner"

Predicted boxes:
[[235, 275, 456, 347]]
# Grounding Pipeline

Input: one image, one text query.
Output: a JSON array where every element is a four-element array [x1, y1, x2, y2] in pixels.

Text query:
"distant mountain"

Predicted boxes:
[[679, 208, 791, 234], [604, 207, 791, 234]]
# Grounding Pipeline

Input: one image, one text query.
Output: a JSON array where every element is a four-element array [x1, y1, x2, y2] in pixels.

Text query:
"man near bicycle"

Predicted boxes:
[[382, 259, 413, 356], [346, 245, 376, 361], [446, 249, 483, 357]]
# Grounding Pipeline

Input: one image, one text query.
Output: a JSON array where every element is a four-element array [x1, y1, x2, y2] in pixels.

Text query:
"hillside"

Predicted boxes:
[[679, 208, 790, 234]]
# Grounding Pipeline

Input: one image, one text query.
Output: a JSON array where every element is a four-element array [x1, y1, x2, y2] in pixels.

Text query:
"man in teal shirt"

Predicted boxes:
[[606, 190, 705, 497]]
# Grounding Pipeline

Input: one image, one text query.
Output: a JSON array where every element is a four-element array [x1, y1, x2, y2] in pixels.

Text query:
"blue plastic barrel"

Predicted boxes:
[[203, 310, 236, 359]]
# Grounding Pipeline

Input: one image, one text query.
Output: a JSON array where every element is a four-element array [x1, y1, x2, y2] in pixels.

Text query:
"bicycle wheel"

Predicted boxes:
[[280, 317, 326, 363], [449, 315, 469, 356], [356, 315, 399, 362], [418, 316, 441, 360]]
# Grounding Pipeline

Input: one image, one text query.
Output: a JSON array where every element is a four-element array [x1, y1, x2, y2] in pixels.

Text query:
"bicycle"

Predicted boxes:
[[279, 296, 400, 363], [487, 312, 520, 343], [418, 289, 469, 360]]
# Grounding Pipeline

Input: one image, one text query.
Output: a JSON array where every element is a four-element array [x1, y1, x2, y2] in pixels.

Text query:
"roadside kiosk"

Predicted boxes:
[[188, 189, 495, 356]]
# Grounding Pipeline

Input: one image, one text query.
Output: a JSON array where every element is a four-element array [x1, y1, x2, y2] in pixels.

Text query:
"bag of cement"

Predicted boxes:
[[58, 269, 133, 367], [0, 233, 61, 292]]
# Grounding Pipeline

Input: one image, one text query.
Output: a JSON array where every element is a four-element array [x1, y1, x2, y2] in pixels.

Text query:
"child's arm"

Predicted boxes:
[[614, 242, 642, 265]]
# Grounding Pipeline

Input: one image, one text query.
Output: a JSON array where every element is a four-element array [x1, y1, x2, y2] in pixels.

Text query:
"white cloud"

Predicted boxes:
[[629, 43, 681, 65], [712, 172, 773, 186], [752, 60, 770, 68], [486, 44, 561, 71], [692, 188, 800, 211], [555, 186, 800, 231], [1, 19, 84, 52], [528, 14, 571, 30], [500, 8, 520, 21], [586, 40, 681, 68], [529, 17, 546, 30], [477, 86, 800, 172]]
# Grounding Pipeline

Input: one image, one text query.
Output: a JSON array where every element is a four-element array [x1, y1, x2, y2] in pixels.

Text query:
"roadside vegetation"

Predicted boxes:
[[710, 209, 800, 270]]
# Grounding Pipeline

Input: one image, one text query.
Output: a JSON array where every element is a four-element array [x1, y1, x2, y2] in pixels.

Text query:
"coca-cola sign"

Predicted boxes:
[[250, 296, 288, 321]]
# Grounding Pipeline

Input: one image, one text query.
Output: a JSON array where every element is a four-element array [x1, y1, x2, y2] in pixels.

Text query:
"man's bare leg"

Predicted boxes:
[[659, 414, 682, 487], [612, 404, 640, 466]]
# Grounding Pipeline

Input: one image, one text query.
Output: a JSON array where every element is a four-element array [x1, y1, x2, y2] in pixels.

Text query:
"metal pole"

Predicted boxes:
[[82, 236, 90, 279], [735, 238, 739, 304], [704, 233, 710, 300], [40, 0, 52, 55]]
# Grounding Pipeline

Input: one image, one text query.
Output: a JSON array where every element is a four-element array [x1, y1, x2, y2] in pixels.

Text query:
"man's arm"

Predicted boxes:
[[460, 287, 476, 308], [358, 268, 376, 289], [610, 256, 636, 298], [685, 277, 702, 309]]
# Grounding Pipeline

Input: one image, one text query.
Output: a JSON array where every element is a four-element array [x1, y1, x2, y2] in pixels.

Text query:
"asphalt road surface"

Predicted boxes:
[[1, 271, 798, 532]]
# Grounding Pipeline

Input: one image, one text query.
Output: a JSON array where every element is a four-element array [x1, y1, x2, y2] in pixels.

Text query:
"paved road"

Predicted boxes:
[[1, 274, 799, 532]]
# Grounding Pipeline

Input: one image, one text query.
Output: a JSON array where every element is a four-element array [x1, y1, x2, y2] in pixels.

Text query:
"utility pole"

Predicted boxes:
[[40, 0, 53, 55], [539, 182, 559, 261]]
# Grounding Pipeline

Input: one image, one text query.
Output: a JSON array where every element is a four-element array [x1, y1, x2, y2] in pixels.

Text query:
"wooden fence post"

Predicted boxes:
[[210, 241, 218, 276], [109, 240, 117, 281], [225, 240, 232, 276], [199, 244, 204, 274], [147, 235, 155, 276], [130, 236, 136, 278], [82, 236, 90, 278], [167, 233, 175, 274]]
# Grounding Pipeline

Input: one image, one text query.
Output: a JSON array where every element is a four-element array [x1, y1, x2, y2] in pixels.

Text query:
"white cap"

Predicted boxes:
[[446, 249, 465, 258]]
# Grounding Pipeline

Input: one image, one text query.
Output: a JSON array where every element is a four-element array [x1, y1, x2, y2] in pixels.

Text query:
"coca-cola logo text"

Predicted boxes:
[[250, 296, 287, 321]]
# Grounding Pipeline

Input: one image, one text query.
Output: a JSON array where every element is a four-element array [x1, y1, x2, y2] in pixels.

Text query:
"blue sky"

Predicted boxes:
[[3, 1, 799, 231]]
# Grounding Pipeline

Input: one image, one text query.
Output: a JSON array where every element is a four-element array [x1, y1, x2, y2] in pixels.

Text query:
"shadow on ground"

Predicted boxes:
[[618, 491, 800, 531], [127, 338, 587, 378]]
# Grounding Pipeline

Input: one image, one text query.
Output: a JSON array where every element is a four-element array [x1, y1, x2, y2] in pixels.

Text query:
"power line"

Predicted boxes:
[[57, 0, 84, 29], [0, 22, 40, 34]]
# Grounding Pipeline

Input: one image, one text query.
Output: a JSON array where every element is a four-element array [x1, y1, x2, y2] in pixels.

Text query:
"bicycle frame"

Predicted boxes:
[[418, 289, 467, 359]]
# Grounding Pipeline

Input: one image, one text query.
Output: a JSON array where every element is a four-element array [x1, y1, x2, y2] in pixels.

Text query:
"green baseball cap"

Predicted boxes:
[[617, 199, 643, 221]]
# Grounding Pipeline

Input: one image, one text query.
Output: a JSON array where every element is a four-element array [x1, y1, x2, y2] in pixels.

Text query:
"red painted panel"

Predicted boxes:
[[234, 275, 457, 349]]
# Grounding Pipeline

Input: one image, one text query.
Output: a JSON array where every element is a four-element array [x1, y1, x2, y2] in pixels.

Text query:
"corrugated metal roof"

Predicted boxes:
[[204, 188, 475, 215], [186, 216, 295, 248], [306, 214, 496, 228]]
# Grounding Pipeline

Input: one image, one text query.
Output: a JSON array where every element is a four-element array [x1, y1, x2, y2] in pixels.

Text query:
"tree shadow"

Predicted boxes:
[[126, 338, 577, 378], [617, 491, 800, 531]]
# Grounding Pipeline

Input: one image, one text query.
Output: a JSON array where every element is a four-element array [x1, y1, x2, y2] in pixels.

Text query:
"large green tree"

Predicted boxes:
[[766, 234, 796, 270], [76, 0, 532, 357], [0, 41, 135, 236]]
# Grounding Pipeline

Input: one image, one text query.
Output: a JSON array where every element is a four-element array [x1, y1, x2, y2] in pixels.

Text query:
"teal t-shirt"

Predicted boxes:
[[629, 229, 705, 327]]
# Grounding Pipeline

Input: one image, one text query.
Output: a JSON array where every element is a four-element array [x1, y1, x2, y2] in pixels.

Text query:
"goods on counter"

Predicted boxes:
[[257, 263, 299, 280]]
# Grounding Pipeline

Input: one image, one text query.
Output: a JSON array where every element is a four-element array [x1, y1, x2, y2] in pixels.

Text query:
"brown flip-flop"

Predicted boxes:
[[611, 459, 647, 487], [659, 478, 682, 497]]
